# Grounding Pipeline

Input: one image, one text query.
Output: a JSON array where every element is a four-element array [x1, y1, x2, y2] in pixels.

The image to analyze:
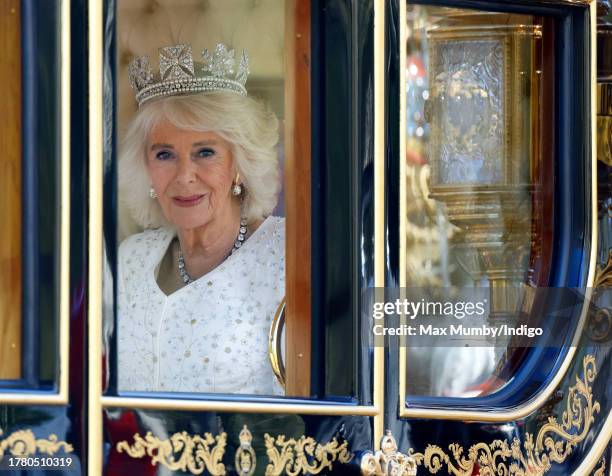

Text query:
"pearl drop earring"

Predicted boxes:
[[232, 173, 242, 196]]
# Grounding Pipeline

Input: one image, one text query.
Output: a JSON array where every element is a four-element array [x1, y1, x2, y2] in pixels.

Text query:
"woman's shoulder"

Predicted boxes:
[[242, 216, 284, 262], [252, 216, 285, 247], [262, 216, 285, 238], [118, 227, 173, 261], [242, 216, 284, 288]]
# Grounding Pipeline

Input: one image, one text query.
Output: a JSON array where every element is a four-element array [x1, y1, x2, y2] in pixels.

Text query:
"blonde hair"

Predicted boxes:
[[119, 91, 280, 229]]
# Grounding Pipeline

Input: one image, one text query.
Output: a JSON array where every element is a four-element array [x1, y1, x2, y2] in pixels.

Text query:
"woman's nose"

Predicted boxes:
[[174, 156, 197, 184]]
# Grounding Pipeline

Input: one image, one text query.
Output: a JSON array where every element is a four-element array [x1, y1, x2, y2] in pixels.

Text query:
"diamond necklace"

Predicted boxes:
[[177, 217, 248, 285]]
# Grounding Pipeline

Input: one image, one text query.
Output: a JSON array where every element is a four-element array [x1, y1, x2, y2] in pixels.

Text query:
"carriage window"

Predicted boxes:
[[402, 5, 553, 397], [0, 1, 63, 389], [106, 0, 317, 398]]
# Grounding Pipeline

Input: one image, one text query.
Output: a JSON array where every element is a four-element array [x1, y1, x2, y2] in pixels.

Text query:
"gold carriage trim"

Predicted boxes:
[[116, 430, 227, 475], [592, 457, 606, 476], [361, 430, 417, 476], [405, 354, 601, 476], [235, 425, 256, 476], [0, 428, 73, 459], [264, 433, 353, 476], [116, 427, 353, 476]]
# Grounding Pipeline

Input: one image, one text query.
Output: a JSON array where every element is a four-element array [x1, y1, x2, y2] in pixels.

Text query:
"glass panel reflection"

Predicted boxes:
[[404, 5, 544, 398], [431, 38, 505, 185]]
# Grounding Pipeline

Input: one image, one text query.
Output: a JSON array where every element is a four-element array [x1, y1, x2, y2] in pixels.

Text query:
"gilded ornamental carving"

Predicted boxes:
[[116, 430, 227, 475], [361, 354, 601, 476], [592, 457, 606, 476], [264, 433, 353, 476], [235, 425, 256, 476], [406, 355, 601, 476], [117, 427, 353, 476], [0, 427, 73, 459], [361, 431, 417, 476]]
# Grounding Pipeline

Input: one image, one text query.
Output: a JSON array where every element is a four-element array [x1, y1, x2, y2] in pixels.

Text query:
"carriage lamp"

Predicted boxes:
[[425, 19, 542, 327]]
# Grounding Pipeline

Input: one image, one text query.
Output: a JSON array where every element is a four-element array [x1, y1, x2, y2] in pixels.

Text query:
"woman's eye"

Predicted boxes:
[[155, 150, 173, 161], [196, 148, 215, 158]]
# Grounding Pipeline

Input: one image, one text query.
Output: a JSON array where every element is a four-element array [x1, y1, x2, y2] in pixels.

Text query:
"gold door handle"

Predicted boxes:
[[268, 297, 286, 389]]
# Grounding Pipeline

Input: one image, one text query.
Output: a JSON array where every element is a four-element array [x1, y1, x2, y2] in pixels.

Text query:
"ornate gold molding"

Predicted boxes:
[[597, 115, 612, 166], [235, 425, 256, 476], [116, 427, 354, 476], [0, 427, 73, 458], [405, 354, 600, 476], [592, 457, 606, 476], [361, 430, 417, 476], [264, 433, 353, 475], [116, 430, 227, 475]]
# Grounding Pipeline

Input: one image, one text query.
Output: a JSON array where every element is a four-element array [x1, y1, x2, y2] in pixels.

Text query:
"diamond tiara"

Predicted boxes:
[[127, 43, 249, 107]]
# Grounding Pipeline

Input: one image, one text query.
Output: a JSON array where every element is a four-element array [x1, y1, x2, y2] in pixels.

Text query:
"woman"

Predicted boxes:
[[116, 43, 284, 395]]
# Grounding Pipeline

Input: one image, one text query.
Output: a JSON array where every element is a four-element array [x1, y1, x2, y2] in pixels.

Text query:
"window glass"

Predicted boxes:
[[110, 0, 290, 397], [403, 4, 547, 397]]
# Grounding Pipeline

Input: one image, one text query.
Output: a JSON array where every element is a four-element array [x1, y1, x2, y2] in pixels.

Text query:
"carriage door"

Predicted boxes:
[[359, 1, 611, 475], [88, 1, 385, 475]]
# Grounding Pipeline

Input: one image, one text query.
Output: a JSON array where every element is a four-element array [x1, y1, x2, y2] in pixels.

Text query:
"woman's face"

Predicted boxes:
[[145, 121, 237, 230]]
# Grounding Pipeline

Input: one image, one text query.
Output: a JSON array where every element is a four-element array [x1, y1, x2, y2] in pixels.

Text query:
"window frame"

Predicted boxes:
[[0, 0, 71, 404], [394, 0, 597, 420], [91, 0, 384, 415]]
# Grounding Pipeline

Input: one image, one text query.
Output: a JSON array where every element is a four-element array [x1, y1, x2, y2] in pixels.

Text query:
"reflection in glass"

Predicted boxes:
[[404, 5, 543, 397], [431, 39, 505, 185]]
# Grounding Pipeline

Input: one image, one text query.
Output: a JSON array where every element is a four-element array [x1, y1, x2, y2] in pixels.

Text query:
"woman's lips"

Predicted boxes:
[[172, 194, 205, 207]]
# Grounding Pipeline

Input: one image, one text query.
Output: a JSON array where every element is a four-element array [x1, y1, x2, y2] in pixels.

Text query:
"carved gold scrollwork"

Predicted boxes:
[[597, 115, 612, 166], [116, 430, 227, 475], [592, 457, 606, 476], [404, 354, 600, 475], [586, 251, 612, 343], [264, 433, 353, 476], [595, 250, 612, 288], [235, 425, 256, 476], [116, 427, 354, 476], [0, 427, 73, 459], [361, 430, 417, 476]]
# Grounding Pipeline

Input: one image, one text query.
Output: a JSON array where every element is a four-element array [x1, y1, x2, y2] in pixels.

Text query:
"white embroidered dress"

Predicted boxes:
[[117, 216, 285, 395]]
